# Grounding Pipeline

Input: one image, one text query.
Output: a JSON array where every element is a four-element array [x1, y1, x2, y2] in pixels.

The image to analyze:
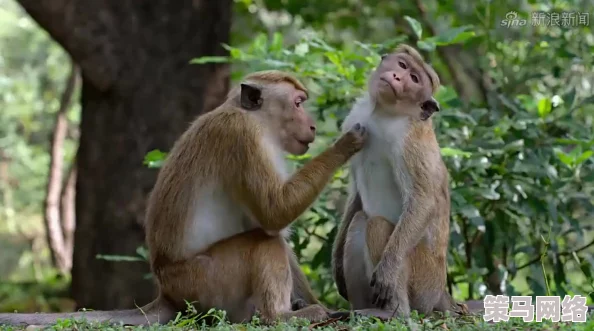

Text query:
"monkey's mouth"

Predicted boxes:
[[380, 78, 399, 97], [296, 139, 312, 148]]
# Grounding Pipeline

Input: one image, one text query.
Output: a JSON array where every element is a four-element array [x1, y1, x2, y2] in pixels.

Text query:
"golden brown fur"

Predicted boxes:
[[147, 70, 366, 324], [331, 45, 468, 318], [0, 70, 367, 327]]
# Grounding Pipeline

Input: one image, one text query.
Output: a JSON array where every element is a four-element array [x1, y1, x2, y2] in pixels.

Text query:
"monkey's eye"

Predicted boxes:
[[410, 74, 419, 83], [295, 98, 303, 107], [398, 61, 407, 69]]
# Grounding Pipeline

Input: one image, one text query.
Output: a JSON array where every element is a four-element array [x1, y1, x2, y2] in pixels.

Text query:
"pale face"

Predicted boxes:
[[369, 52, 434, 113], [252, 82, 317, 155]]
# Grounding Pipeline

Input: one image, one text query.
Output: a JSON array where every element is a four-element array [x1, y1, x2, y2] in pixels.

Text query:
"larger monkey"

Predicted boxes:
[[0, 70, 367, 326], [331, 45, 467, 318]]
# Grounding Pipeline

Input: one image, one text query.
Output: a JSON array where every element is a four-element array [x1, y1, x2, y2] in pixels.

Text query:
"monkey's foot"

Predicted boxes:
[[455, 302, 470, 315]]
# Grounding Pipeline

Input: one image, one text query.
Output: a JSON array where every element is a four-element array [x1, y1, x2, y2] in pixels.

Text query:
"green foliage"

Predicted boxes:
[[0, 0, 78, 282]]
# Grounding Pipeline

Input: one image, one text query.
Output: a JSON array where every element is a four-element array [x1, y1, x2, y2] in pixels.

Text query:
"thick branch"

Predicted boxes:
[[16, 0, 116, 90], [43, 61, 79, 274]]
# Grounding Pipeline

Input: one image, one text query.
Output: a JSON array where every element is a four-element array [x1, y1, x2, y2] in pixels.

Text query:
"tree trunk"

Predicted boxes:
[[17, 0, 232, 309], [43, 61, 78, 275]]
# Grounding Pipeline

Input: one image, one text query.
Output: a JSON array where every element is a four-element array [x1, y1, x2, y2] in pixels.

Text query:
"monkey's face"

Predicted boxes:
[[370, 53, 433, 114], [240, 81, 317, 155], [273, 84, 317, 155]]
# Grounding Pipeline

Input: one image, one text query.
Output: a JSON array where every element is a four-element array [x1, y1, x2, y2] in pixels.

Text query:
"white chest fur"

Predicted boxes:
[[183, 132, 292, 255], [342, 95, 412, 224]]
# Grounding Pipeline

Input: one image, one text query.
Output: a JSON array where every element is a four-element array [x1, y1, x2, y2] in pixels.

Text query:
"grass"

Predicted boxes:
[[1, 309, 593, 331]]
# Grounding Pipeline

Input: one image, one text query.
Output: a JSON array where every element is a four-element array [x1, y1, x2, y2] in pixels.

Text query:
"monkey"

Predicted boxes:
[[0, 70, 367, 327], [330, 45, 468, 319]]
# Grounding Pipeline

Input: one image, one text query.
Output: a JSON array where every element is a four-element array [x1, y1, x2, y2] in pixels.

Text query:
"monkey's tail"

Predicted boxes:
[[0, 297, 176, 327]]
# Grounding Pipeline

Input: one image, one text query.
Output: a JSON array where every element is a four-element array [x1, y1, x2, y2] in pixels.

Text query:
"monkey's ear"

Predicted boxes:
[[420, 98, 440, 121], [240, 83, 263, 110], [380, 54, 388, 61]]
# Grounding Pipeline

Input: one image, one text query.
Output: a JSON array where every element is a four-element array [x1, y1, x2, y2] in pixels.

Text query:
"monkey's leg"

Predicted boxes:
[[407, 241, 446, 316], [366, 216, 410, 316], [156, 229, 326, 324], [365, 216, 395, 265], [250, 233, 328, 324], [343, 211, 375, 309]]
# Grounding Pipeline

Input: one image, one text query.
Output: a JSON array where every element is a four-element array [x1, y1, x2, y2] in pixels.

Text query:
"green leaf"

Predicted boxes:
[[537, 97, 552, 117], [294, 42, 309, 56], [404, 16, 423, 40], [477, 187, 501, 200], [563, 88, 576, 110], [444, 31, 476, 44], [459, 205, 485, 227], [144, 149, 168, 168], [441, 147, 472, 158], [554, 149, 573, 166], [417, 39, 436, 52], [189, 56, 229, 64], [433, 26, 476, 45], [575, 150, 593, 165], [270, 32, 283, 52]]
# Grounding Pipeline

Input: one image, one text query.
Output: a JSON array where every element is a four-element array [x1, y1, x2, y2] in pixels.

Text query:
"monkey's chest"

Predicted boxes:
[[352, 140, 407, 225]]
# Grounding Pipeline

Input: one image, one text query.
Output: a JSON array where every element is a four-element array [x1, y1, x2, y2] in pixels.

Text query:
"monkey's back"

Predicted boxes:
[[145, 107, 261, 265]]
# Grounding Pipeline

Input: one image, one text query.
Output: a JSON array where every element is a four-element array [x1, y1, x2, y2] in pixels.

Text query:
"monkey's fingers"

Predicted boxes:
[[378, 290, 390, 309], [371, 284, 384, 306], [375, 284, 394, 309], [456, 303, 470, 315], [350, 122, 367, 137], [291, 299, 308, 311]]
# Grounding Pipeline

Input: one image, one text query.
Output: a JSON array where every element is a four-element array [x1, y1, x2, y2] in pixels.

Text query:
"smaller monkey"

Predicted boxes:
[[331, 45, 468, 318]]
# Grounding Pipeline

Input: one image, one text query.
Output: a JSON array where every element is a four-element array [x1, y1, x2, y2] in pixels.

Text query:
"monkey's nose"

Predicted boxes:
[[310, 125, 316, 133], [393, 73, 400, 81]]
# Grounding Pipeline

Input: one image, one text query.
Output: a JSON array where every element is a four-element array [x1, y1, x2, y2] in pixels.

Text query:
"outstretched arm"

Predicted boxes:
[[219, 113, 366, 234]]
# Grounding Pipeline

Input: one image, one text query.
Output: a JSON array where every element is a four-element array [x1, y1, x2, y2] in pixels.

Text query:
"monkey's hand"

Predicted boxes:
[[334, 123, 368, 156], [370, 260, 398, 309]]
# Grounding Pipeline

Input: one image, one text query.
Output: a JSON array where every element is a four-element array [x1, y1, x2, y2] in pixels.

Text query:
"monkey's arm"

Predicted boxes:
[[380, 191, 433, 262], [369, 181, 434, 308], [378, 131, 438, 265], [225, 115, 358, 233], [331, 178, 362, 300]]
